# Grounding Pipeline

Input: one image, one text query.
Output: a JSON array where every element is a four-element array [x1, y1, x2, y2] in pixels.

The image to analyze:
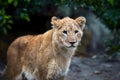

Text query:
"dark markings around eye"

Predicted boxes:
[[75, 30, 78, 34], [62, 30, 67, 34]]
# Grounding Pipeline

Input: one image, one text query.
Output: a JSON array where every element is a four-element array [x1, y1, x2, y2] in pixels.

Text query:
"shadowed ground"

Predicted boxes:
[[65, 56, 120, 80]]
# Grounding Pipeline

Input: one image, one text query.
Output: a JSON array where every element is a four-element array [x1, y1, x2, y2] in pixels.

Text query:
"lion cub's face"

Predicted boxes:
[[51, 16, 86, 48]]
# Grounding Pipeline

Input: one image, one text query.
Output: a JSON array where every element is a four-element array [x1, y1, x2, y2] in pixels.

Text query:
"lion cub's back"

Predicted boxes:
[[7, 35, 33, 54], [7, 34, 44, 61]]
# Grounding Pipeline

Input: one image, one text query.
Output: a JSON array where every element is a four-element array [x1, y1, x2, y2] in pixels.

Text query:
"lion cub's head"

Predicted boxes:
[[51, 16, 86, 48]]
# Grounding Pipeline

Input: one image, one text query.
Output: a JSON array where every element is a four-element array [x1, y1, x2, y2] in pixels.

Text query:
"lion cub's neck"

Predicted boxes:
[[56, 46, 76, 59]]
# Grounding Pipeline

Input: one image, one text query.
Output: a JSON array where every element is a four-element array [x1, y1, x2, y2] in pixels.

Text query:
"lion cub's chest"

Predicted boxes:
[[47, 58, 70, 79]]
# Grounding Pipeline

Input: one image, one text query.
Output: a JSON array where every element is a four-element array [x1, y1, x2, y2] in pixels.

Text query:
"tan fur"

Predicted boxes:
[[6, 16, 86, 80]]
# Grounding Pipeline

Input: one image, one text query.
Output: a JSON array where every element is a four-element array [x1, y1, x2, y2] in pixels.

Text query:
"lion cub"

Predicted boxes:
[[6, 16, 86, 80]]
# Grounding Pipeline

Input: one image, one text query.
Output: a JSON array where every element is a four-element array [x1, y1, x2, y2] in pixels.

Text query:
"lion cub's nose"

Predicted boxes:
[[69, 42, 76, 45]]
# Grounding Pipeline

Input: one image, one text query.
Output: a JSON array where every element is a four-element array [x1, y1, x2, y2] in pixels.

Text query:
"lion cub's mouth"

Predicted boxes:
[[67, 45, 76, 48]]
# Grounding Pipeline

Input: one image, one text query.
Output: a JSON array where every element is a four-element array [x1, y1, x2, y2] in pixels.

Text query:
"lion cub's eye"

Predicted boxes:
[[75, 30, 78, 34], [62, 30, 67, 34]]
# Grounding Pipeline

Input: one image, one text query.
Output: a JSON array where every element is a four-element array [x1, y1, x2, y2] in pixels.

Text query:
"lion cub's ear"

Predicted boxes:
[[75, 16, 86, 30], [51, 16, 61, 29]]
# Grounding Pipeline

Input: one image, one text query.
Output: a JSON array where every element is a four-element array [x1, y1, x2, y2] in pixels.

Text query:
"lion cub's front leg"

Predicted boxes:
[[46, 59, 65, 80], [46, 62, 58, 80]]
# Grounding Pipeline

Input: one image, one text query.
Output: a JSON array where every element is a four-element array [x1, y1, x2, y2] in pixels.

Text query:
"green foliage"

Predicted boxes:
[[0, 9, 13, 34], [0, 0, 30, 34], [74, 0, 120, 29], [0, 0, 120, 34]]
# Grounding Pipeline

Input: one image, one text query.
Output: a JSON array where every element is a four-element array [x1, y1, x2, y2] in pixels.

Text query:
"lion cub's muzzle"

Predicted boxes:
[[69, 41, 77, 48]]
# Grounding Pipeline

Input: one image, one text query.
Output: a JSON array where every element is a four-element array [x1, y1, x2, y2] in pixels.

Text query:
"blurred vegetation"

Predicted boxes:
[[0, 0, 120, 34], [0, 0, 120, 56], [0, 0, 30, 34], [104, 30, 120, 59]]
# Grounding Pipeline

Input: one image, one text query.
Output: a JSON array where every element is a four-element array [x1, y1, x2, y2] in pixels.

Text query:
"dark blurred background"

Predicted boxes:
[[0, 0, 120, 76]]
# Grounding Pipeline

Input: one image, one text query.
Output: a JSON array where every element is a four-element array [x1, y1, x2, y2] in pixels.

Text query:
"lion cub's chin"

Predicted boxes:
[[65, 45, 77, 49], [68, 45, 76, 48]]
